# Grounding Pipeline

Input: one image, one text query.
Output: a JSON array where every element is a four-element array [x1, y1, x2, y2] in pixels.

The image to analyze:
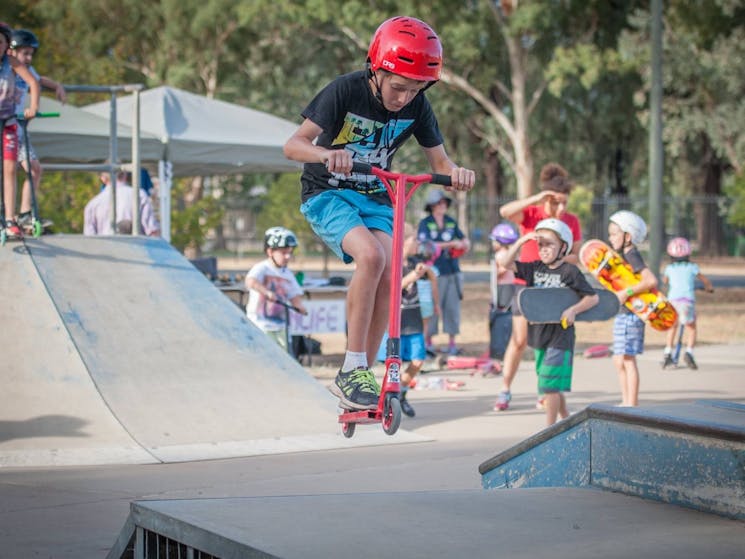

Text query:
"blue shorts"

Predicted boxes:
[[612, 313, 645, 356], [301, 189, 393, 264], [376, 331, 427, 363]]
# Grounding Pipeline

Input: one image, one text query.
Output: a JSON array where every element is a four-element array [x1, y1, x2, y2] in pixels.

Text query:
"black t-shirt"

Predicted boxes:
[[515, 260, 596, 350], [619, 246, 647, 315], [400, 258, 424, 336], [299, 70, 444, 205]]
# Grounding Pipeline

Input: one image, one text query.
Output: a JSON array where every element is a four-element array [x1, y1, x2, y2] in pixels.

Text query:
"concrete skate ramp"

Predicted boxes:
[[0, 236, 424, 467]]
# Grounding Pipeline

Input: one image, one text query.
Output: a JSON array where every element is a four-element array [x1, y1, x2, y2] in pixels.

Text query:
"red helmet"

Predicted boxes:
[[367, 16, 442, 82]]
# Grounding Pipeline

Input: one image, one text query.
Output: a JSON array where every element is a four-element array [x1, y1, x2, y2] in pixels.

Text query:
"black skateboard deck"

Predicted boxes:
[[517, 287, 619, 324]]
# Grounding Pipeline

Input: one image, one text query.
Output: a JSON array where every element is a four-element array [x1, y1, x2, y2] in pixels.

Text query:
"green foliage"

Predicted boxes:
[[37, 172, 99, 233], [254, 173, 319, 253], [725, 173, 745, 228], [169, 178, 224, 252], [567, 183, 595, 231]]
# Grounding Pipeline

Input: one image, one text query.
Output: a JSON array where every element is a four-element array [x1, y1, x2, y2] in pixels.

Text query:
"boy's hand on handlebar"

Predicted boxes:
[[23, 107, 36, 120], [447, 167, 475, 191], [323, 149, 353, 176]]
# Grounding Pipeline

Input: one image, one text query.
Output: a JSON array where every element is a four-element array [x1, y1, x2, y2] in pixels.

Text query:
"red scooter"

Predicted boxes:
[[338, 162, 451, 438]]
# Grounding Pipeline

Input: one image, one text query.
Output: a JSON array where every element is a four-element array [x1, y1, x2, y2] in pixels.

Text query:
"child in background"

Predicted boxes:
[[415, 239, 440, 356], [489, 222, 519, 365], [245, 227, 307, 353], [500, 218, 598, 426], [0, 22, 39, 239], [376, 223, 433, 417], [662, 237, 714, 370], [9, 29, 66, 233], [607, 210, 657, 406]]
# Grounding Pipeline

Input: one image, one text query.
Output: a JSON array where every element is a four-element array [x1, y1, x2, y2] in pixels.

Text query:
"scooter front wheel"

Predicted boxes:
[[32, 221, 43, 238], [382, 395, 402, 436]]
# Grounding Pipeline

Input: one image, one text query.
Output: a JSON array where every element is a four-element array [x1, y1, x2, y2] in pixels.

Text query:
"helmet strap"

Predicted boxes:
[[369, 69, 385, 108], [268, 250, 286, 270]]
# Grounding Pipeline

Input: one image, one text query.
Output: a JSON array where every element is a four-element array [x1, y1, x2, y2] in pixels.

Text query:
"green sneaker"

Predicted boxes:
[[330, 367, 380, 410]]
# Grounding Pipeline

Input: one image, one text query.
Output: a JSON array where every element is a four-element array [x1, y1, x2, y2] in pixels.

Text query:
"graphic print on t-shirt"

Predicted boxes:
[[330, 112, 414, 192]]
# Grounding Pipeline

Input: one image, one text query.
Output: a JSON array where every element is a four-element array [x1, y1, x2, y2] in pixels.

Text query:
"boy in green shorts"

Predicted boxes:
[[501, 218, 598, 426]]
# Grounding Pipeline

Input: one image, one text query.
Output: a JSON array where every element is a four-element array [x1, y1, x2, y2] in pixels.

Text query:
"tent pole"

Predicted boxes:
[[132, 90, 141, 235], [109, 91, 117, 233], [158, 159, 172, 243]]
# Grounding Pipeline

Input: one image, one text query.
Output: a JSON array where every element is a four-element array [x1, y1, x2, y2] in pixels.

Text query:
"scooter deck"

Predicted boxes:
[[517, 287, 619, 324], [580, 239, 677, 331]]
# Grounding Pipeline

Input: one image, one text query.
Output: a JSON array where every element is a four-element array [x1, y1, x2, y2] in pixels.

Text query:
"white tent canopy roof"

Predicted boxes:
[[28, 97, 163, 163], [83, 86, 301, 176]]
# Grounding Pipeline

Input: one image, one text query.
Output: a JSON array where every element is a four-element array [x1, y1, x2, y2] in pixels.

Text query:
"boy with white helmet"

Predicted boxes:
[[500, 218, 599, 426], [661, 237, 714, 369], [607, 210, 657, 406], [245, 227, 307, 353]]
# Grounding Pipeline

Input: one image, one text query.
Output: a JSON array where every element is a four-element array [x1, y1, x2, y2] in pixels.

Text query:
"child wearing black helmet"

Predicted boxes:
[[0, 22, 39, 239], [8, 28, 66, 233], [284, 16, 475, 411], [245, 227, 308, 353]]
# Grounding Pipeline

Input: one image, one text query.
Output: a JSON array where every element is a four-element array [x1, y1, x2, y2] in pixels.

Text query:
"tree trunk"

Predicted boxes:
[[696, 139, 725, 255], [483, 148, 504, 229], [505, 34, 534, 199]]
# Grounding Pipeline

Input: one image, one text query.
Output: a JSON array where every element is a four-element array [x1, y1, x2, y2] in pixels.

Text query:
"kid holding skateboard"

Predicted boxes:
[[495, 163, 582, 411], [661, 237, 714, 370], [375, 223, 434, 417], [607, 210, 657, 406], [0, 22, 39, 239], [500, 219, 598, 426], [283, 16, 475, 411], [245, 227, 307, 354], [9, 29, 66, 233]]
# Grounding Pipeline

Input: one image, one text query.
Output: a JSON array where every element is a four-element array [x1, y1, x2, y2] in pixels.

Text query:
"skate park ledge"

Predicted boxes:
[[479, 400, 745, 520]]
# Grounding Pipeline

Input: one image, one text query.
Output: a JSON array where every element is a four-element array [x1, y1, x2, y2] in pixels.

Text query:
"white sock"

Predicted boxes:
[[686, 347, 694, 355], [342, 351, 367, 372], [663, 346, 672, 355]]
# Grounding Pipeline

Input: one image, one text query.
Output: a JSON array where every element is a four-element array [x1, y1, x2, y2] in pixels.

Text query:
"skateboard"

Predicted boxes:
[[580, 239, 677, 331], [517, 287, 619, 325], [440, 353, 502, 376]]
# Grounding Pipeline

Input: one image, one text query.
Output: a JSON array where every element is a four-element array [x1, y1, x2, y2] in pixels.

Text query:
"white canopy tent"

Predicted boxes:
[[84, 86, 301, 241], [29, 97, 162, 163]]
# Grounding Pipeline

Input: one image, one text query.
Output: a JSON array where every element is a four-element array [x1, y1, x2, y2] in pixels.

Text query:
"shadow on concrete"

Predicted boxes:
[[0, 415, 89, 443]]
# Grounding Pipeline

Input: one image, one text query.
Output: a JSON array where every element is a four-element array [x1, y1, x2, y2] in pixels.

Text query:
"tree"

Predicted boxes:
[[619, 0, 745, 253]]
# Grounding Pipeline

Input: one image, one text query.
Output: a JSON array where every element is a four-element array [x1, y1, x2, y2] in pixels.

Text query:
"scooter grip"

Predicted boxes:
[[351, 161, 373, 174], [430, 173, 452, 187]]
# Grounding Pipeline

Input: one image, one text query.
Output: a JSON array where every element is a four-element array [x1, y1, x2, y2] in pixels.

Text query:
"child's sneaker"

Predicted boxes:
[[329, 367, 380, 410], [4, 220, 23, 239], [684, 352, 698, 370], [661, 354, 674, 369], [399, 392, 415, 417], [494, 390, 511, 411]]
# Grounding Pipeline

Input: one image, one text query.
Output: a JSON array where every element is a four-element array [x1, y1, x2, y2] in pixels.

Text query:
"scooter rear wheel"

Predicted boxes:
[[382, 395, 402, 435], [341, 421, 356, 438]]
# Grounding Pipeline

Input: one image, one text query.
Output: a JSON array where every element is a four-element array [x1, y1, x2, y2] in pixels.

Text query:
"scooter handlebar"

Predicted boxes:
[[351, 162, 452, 187], [15, 112, 61, 120]]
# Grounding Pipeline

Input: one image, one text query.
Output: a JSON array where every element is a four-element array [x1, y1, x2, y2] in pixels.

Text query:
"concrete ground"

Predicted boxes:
[[1, 343, 743, 558]]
